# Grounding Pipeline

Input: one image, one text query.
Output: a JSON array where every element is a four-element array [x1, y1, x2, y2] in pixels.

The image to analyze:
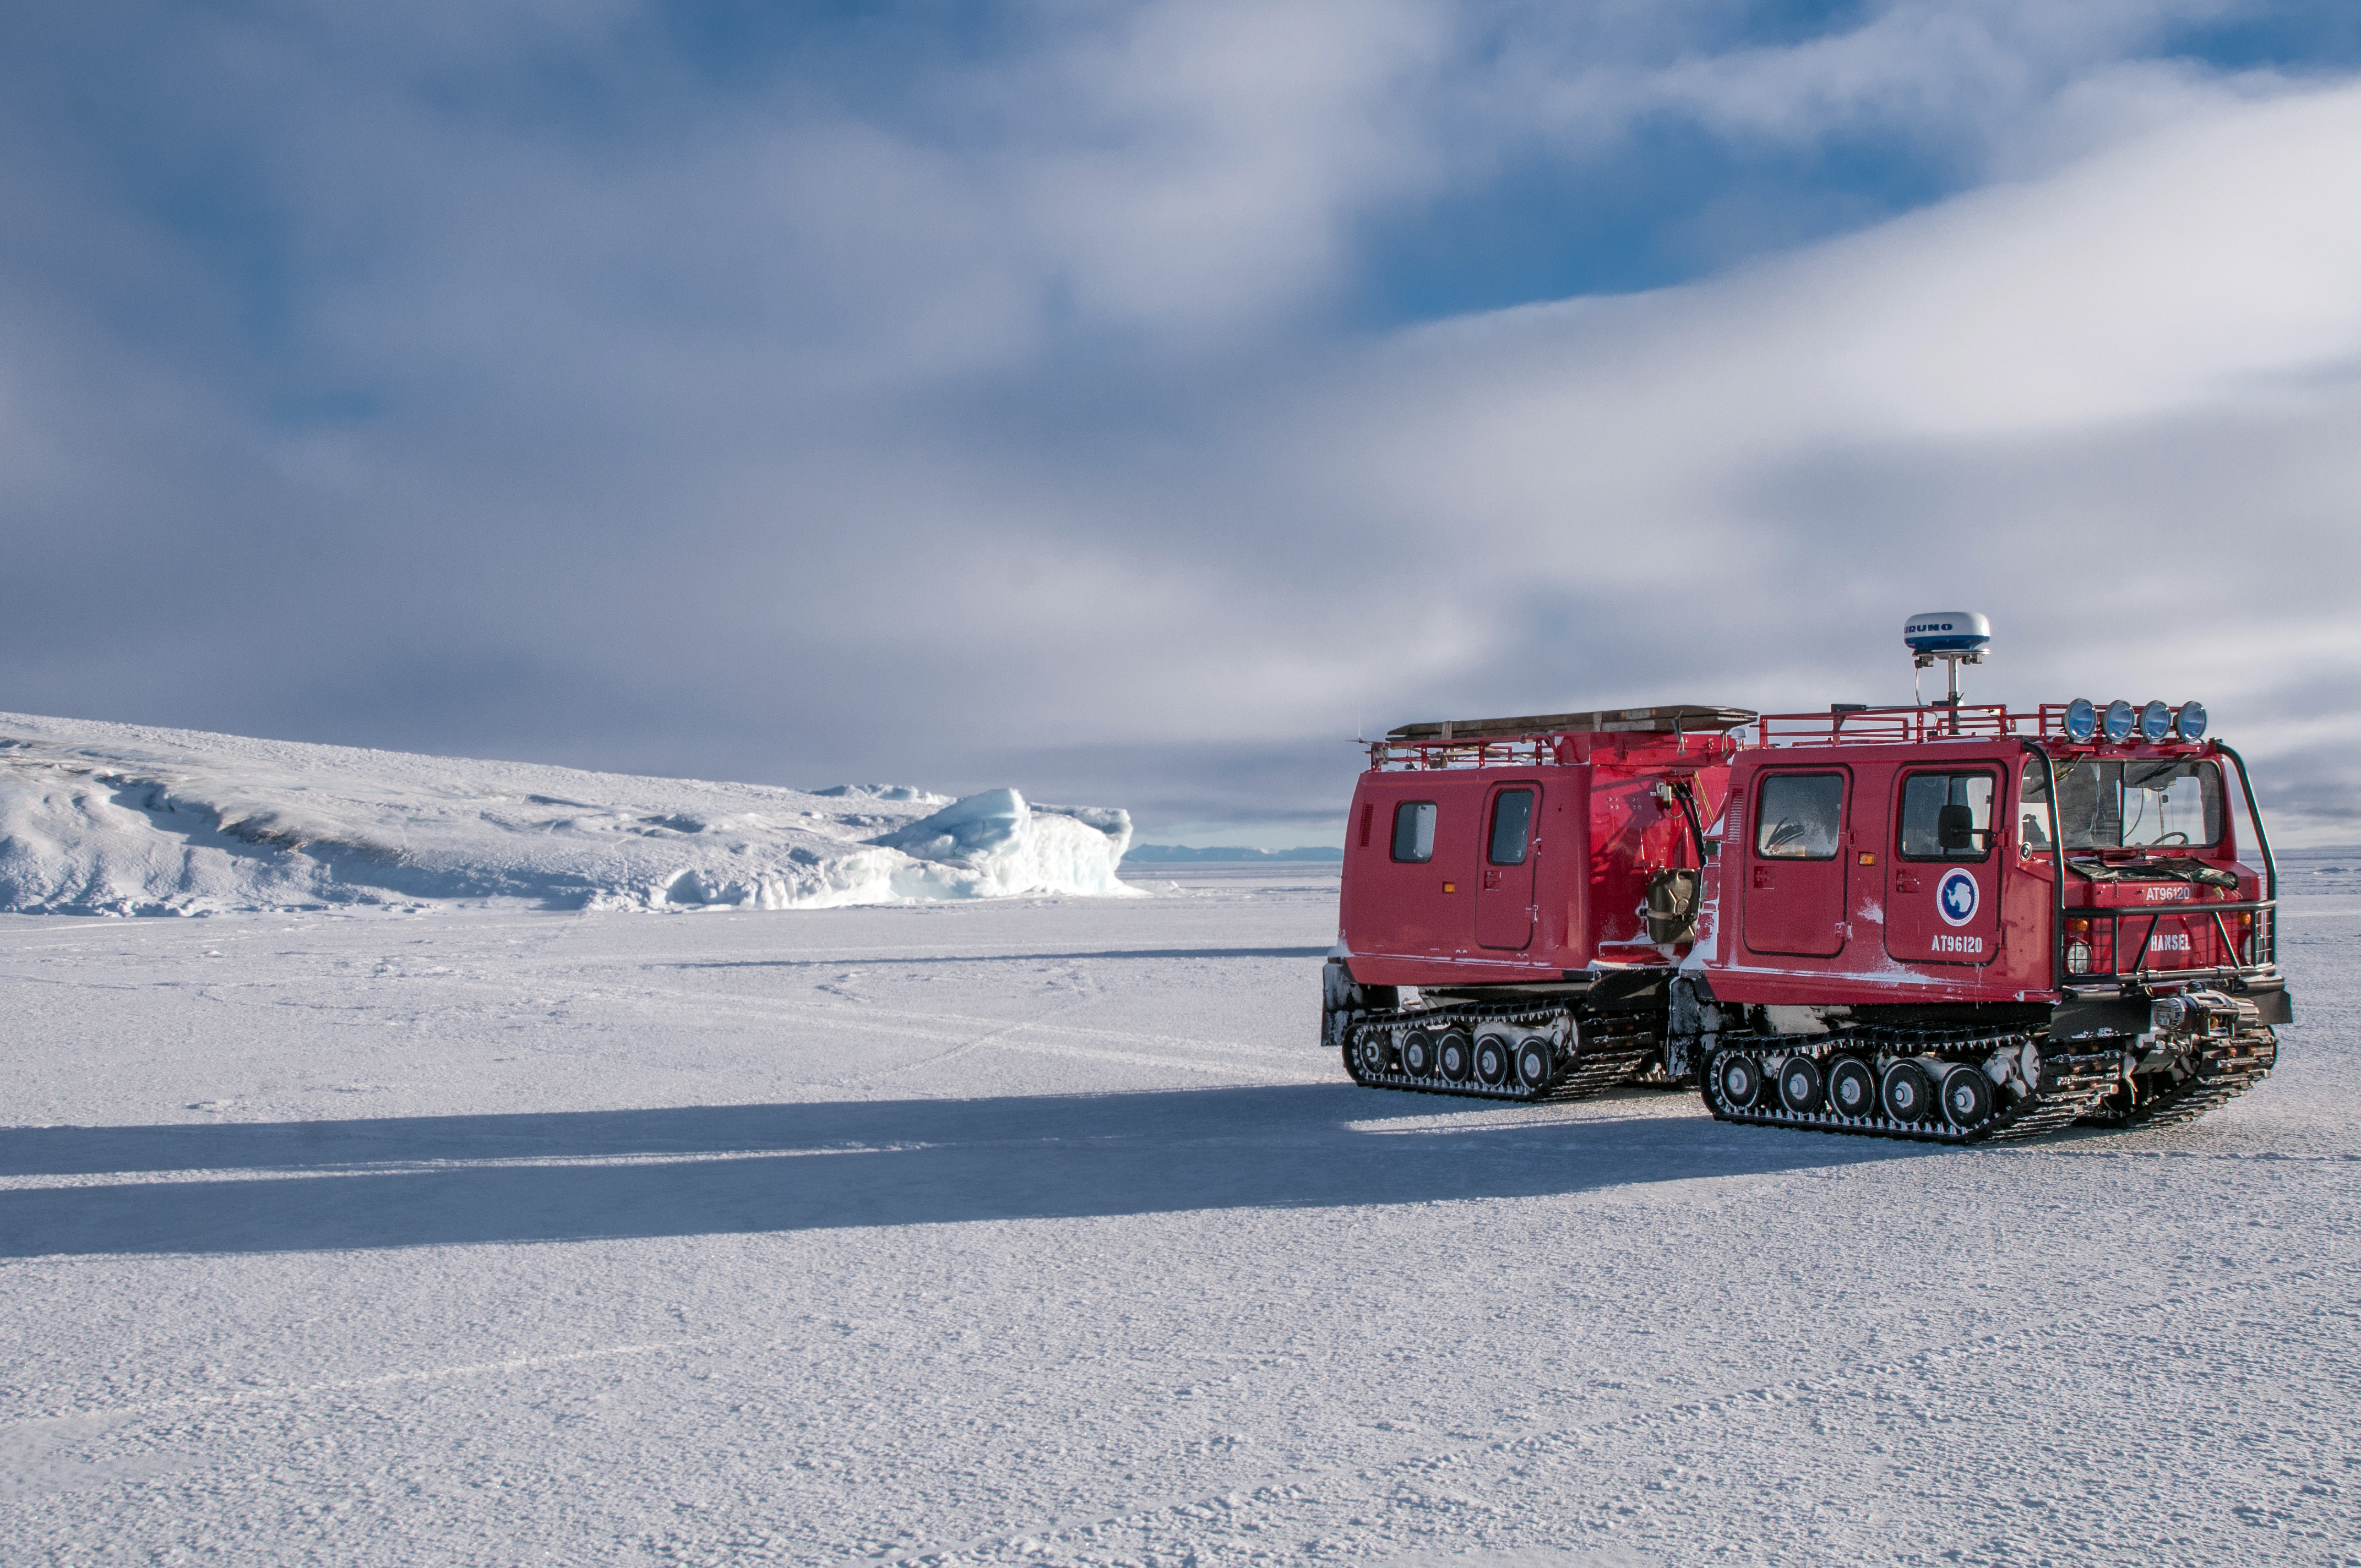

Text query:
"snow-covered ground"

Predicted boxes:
[[2, 864, 2357, 1565], [0, 712, 1133, 914]]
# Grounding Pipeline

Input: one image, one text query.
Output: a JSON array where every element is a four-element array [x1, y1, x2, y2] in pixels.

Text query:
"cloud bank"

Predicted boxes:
[[1, 2, 2356, 841]]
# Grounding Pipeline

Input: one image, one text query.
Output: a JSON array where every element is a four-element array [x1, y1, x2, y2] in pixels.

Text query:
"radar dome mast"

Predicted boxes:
[[1904, 611, 1992, 730]]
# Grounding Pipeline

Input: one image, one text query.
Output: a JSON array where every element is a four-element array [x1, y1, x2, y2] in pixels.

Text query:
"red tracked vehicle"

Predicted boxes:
[[1322, 619, 2289, 1142]]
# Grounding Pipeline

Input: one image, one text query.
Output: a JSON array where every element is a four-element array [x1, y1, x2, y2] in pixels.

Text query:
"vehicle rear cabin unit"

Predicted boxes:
[[1325, 688, 2288, 1145]]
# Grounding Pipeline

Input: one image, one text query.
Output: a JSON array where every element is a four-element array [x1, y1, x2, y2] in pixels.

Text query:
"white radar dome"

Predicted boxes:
[[1902, 611, 1993, 656]]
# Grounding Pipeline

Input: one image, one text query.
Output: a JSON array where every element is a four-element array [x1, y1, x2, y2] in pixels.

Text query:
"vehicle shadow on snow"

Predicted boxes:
[[0, 1086, 1933, 1259], [678, 945, 1337, 968]]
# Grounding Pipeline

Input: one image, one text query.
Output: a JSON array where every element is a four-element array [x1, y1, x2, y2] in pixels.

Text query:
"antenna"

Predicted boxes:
[[1903, 611, 1992, 732]]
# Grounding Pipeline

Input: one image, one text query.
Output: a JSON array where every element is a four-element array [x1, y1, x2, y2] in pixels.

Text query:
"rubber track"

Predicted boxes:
[[1342, 1001, 1660, 1105], [2079, 1030, 2278, 1132], [1700, 1026, 2122, 1145]]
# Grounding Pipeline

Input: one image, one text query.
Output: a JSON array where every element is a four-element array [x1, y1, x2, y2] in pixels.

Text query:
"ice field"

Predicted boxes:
[[0, 712, 1134, 916], [3, 861, 2358, 1565]]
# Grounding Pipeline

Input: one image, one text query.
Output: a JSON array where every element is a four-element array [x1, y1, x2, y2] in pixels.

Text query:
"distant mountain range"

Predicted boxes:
[[1123, 844, 1343, 863]]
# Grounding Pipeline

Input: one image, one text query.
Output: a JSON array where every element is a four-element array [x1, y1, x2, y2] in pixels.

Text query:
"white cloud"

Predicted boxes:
[[1009, 0, 1449, 335], [1217, 79, 2361, 832], [2, 4, 2357, 838]]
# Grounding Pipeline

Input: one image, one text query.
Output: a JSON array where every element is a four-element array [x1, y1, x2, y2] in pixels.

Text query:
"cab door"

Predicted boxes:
[[1743, 770, 1849, 957], [1475, 783, 1538, 950], [1885, 766, 2001, 966]]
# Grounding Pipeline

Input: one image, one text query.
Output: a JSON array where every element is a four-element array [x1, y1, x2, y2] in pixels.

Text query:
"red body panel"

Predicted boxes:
[[1695, 737, 2259, 1007], [1341, 733, 1732, 988], [1341, 718, 2261, 1008]]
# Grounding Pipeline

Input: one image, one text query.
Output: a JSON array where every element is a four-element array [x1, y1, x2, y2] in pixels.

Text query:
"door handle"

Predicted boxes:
[[1482, 869, 1503, 890]]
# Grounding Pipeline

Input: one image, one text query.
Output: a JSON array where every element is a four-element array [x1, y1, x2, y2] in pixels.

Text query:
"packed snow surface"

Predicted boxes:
[[0, 712, 1134, 914], [1, 861, 2355, 1564]]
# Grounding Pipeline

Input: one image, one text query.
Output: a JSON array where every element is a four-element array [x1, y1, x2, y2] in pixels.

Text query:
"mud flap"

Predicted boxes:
[[1323, 958, 1399, 1052], [2237, 977, 2293, 1025], [1664, 971, 1723, 1081]]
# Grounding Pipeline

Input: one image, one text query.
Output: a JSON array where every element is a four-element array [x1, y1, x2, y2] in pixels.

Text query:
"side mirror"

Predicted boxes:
[[1938, 803, 1978, 851]]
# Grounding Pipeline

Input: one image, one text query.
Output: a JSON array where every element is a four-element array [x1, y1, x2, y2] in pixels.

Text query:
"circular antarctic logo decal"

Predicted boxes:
[[1937, 868, 1980, 927]]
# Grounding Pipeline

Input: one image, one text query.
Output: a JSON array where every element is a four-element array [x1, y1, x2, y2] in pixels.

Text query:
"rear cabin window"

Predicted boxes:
[[1488, 789, 1535, 865], [1391, 801, 1438, 863], [1755, 774, 1844, 861], [1898, 771, 1996, 861], [2020, 759, 2224, 850]]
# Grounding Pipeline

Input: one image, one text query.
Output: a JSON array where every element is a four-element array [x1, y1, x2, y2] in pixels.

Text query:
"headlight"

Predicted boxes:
[[2066, 940, 2092, 976], [2175, 701, 2207, 741], [2140, 700, 2172, 742], [2063, 698, 2096, 742], [2103, 700, 2135, 742]]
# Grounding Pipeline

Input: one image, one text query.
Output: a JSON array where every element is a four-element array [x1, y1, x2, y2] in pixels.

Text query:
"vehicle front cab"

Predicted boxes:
[[2018, 736, 2290, 1030]]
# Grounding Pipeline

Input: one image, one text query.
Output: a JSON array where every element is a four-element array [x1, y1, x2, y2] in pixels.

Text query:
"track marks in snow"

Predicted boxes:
[[10, 1337, 724, 1428], [790, 999, 1313, 1084]]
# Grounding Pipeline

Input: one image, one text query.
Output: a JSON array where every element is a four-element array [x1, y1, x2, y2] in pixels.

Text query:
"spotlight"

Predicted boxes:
[[2063, 698, 2096, 742], [2175, 701, 2207, 741], [2140, 701, 2173, 743], [2103, 700, 2135, 742]]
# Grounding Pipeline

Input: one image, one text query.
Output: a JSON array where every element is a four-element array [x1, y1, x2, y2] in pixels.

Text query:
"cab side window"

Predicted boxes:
[[2017, 761, 2054, 851], [1898, 771, 1994, 861], [1391, 801, 1437, 863], [1488, 789, 1535, 865], [1755, 774, 1843, 860]]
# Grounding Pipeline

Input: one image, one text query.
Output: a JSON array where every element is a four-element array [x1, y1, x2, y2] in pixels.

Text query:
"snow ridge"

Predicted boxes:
[[0, 713, 1136, 916]]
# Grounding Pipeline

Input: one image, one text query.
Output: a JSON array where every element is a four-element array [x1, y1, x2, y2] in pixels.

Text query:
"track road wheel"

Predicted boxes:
[[1437, 1030, 1473, 1083], [1514, 1037, 1554, 1092], [1941, 1063, 1994, 1129], [1473, 1033, 1511, 1087], [1716, 1052, 1762, 1109], [1400, 1030, 1437, 1079], [1826, 1057, 1876, 1119], [1777, 1055, 1825, 1114], [1882, 1060, 1934, 1123], [1353, 1030, 1394, 1081]]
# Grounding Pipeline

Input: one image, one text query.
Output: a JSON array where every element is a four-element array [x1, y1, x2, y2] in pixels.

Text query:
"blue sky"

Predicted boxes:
[[3, 2, 2360, 845]]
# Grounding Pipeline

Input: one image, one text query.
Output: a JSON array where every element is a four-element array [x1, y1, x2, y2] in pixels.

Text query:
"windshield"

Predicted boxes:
[[2020, 758, 2224, 851]]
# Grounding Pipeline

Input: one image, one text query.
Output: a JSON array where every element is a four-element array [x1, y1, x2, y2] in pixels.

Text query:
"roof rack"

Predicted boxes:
[[1368, 703, 2197, 772], [1386, 704, 1756, 743], [1747, 704, 2130, 747]]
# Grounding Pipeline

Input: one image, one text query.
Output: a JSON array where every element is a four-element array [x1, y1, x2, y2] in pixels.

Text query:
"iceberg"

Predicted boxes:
[[0, 712, 1138, 916], [872, 789, 1134, 900]]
